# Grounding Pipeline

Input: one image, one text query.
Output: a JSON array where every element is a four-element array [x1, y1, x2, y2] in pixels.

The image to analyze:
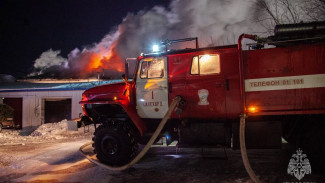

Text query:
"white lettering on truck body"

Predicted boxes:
[[245, 74, 325, 92]]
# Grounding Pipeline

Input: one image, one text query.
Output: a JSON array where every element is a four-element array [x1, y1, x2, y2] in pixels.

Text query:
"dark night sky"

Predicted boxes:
[[0, 0, 170, 78]]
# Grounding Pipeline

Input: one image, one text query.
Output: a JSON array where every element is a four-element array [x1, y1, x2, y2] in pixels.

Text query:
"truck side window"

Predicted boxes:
[[191, 54, 220, 75], [140, 58, 165, 79]]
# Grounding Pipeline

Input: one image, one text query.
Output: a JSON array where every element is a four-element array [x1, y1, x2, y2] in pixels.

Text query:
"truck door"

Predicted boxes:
[[136, 57, 168, 118], [186, 54, 227, 119]]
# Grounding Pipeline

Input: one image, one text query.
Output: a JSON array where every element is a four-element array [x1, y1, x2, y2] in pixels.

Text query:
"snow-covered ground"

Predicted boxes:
[[0, 120, 94, 145], [0, 121, 95, 182], [0, 121, 324, 183]]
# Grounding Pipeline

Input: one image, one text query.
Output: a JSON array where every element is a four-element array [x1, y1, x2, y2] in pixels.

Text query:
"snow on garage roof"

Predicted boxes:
[[0, 79, 122, 92]]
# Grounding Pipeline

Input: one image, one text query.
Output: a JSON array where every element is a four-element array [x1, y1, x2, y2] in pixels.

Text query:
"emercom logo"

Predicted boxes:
[[287, 148, 312, 181]]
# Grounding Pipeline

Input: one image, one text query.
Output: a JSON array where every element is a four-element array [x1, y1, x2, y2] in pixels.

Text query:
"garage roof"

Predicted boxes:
[[0, 79, 122, 92]]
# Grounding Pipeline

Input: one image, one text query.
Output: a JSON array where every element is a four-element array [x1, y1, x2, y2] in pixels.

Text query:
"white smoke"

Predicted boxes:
[[115, 0, 260, 57], [29, 0, 325, 78], [29, 49, 68, 77], [168, 0, 257, 44]]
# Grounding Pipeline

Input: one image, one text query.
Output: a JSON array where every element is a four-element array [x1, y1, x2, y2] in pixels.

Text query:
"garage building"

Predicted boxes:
[[0, 79, 119, 129]]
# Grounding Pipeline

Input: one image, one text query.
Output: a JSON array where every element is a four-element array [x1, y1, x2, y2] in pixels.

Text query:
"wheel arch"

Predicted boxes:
[[81, 100, 147, 136]]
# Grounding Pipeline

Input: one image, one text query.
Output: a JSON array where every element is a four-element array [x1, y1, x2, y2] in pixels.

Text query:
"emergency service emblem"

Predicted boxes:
[[198, 89, 209, 105], [287, 148, 311, 181]]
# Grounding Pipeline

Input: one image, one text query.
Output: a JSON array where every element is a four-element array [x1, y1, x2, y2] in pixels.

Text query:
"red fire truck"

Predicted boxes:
[[80, 22, 325, 170]]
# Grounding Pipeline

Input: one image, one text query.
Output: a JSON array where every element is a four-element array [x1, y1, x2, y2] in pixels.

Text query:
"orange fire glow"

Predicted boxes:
[[88, 52, 104, 69], [85, 42, 124, 75]]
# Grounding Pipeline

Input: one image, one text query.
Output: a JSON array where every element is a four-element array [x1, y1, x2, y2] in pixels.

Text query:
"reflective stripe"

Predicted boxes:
[[245, 74, 325, 92]]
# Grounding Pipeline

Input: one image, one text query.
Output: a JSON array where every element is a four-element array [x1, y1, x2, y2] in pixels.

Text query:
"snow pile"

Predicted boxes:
[[30, 120, 70, 137], [0, 120, 94, 145], [0, 130, 21, 144]]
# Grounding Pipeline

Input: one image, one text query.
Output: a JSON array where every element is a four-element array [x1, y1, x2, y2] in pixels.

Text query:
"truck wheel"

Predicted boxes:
[[93, 123, 138, 166]]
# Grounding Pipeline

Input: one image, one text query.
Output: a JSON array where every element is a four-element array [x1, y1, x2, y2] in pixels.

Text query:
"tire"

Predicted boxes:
[[93, 122, 138, 166]]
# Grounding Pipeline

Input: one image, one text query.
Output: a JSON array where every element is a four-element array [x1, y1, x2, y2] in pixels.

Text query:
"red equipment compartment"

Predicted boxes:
[[244, 42, 325, 115], [167, 46, 240, 120]]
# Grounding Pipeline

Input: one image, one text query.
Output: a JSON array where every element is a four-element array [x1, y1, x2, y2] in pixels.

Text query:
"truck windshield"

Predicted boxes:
[[140, 57, 165, 79]]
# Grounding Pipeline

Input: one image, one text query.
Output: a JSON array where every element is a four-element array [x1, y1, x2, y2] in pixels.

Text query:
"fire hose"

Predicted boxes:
[[240, 114, 263, 183], [238, 34, 263, 183], [79, 96, 182, 171]]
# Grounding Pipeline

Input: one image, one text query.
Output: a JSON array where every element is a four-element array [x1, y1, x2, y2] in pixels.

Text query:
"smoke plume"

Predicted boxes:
[[29, 0, 324, 79], [29, 49, 69, 77]]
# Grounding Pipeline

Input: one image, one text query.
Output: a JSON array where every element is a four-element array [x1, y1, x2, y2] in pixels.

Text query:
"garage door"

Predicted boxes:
[[44, 99, 71, 123], [3, 98, 22, 129]]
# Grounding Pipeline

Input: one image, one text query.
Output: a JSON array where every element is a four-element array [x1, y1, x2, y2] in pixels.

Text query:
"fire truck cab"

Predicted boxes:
[[136, 47, 235, 119]]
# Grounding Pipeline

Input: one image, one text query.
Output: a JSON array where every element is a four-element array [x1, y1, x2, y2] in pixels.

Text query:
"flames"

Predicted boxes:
[[87, 51, 104, 70], [85, 42, 124, 76], [29, 39, 125, 79]]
